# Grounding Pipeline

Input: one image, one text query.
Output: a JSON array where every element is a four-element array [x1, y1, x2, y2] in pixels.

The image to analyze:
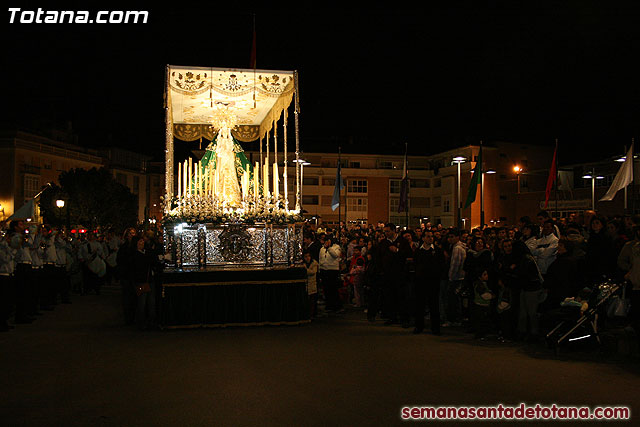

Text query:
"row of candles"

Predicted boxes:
[[176, 157, 285, 203]]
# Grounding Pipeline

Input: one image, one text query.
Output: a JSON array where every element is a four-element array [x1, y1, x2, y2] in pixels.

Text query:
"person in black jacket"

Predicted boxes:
[[144, 230, 164, 317], [303, 232, 322, 263], [585, 216, 616, 283], [512, 240, 544, 341], [131, 236, 154, 330], [413, 230, 445, 335], [544, 237, 584, 310], [377, 223, 411, 325], [117, 228, 136, 325]]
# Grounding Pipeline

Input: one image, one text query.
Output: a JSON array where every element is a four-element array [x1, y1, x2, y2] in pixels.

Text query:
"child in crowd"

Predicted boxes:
[[348, 257, 366, 307], [560, 287, 592, 316], [472, 269, 494, 339], [304, 252, 319, 318]]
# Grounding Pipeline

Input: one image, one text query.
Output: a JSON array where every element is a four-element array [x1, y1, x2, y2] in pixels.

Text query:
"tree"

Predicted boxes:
[[40, 168, 137, 231]]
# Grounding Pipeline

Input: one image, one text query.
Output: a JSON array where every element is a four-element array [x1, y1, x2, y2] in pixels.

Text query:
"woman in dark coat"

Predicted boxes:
[[512, 240, 544, 340], [585, 216, 615, 283]]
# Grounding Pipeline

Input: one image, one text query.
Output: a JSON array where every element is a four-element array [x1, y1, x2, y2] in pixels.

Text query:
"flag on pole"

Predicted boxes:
[[250, 14, 257, 109], [398, 144, 409, 213], [250, 15, 257, 69], [600, 144, 634, 201], [544, 142, 558, 208], [464, 145, 482, 208], [331, 161, 345, 211]]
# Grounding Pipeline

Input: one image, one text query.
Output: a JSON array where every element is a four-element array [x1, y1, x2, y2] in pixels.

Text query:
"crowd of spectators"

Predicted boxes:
[[302, 210, 640, 349], [3, 208, 639, 351]]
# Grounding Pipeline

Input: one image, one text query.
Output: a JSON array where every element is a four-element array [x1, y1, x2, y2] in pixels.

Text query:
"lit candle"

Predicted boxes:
[[241, 170, 248, 201], [210, 165, 214, 197], [183, 160, 187, 198], [207, 165, 211, 197], [188, 157, 193, 197], [198, 162, 202, 197], [177, 161, 182, 200], [195, 162, 199, 197], [273, 162, 279, 200], [254, 162, 259, 201], [263, 159, 269, 197], [214, 167, 219, 198]]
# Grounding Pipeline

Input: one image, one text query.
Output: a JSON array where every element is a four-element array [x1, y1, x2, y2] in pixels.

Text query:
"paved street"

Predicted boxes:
[[1, 288, 639, 426]]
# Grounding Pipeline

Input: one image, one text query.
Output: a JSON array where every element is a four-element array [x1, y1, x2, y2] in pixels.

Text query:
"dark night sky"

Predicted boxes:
[[3, 2, 640, 163]]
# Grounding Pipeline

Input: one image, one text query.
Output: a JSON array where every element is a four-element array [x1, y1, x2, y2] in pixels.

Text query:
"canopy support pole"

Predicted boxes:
[[283, 108, 288, 209], [164, 65, 174, 205], [294, 70, 301, 212]]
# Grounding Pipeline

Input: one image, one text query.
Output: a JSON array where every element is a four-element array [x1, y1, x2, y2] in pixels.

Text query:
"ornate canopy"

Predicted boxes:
[[167, 65, 296, 143]]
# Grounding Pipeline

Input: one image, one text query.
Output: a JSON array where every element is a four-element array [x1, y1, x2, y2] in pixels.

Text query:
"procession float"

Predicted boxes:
[[160, 65, 308, 328]]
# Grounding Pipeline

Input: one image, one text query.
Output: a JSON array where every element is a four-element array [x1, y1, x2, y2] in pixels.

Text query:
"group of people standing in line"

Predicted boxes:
[[302, 210, 640, 349], [0, 221, 163, 332]]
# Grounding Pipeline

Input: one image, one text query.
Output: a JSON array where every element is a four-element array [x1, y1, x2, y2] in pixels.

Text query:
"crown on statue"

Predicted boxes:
[[209, 104, 238, 131]]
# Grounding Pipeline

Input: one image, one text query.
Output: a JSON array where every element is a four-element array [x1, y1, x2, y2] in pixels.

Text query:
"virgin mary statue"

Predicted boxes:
[[215, 126, 242, 206]]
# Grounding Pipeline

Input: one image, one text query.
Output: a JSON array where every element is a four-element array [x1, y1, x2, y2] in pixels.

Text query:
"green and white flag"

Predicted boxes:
[[464, 144, 482, 209]]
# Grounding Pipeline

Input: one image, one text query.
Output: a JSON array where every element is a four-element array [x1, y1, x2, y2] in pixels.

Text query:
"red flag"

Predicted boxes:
[[544, 142, 558, 208]]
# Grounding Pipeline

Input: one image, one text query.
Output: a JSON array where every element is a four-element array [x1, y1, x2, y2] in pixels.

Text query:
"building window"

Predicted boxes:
[[389, 179, 401, 194], [433, 178, 441, 188], [500, 195, 507, 200], [24, 175, 40, 199], [303, 176, 319, 186], [433, 196, 441, 207], [379, 161, 394, 169], [348, 179, 367, 193], [322, 177, 335, 186], [390, 198, 409, 211], [350, 161, 360, 168], [410, 179, 430, 188], [133, 175, 140, 194], [443, 198, 450, 213], [412, 197, 430, 208], [347, 197, 368, 212], [302, 195, 318, 205]]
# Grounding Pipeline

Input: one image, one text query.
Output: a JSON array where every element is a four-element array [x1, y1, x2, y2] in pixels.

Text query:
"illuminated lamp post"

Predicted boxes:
[[452, 156, 466, 229]]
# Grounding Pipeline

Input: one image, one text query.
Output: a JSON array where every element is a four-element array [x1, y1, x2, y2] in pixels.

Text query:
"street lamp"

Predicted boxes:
[[482, 169, 496, 228], [56, 199, 65, 208], [513, 166, 522, 194], [582, 171, 604, 210], [452, 156, 466, 229], [614, 153, 637, 212]]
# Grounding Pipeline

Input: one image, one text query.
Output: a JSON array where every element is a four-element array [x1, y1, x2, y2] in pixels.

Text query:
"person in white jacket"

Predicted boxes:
[[0, 231, 15, 331], [318, 235, 343, 312], [531, 220, 558, 276]]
